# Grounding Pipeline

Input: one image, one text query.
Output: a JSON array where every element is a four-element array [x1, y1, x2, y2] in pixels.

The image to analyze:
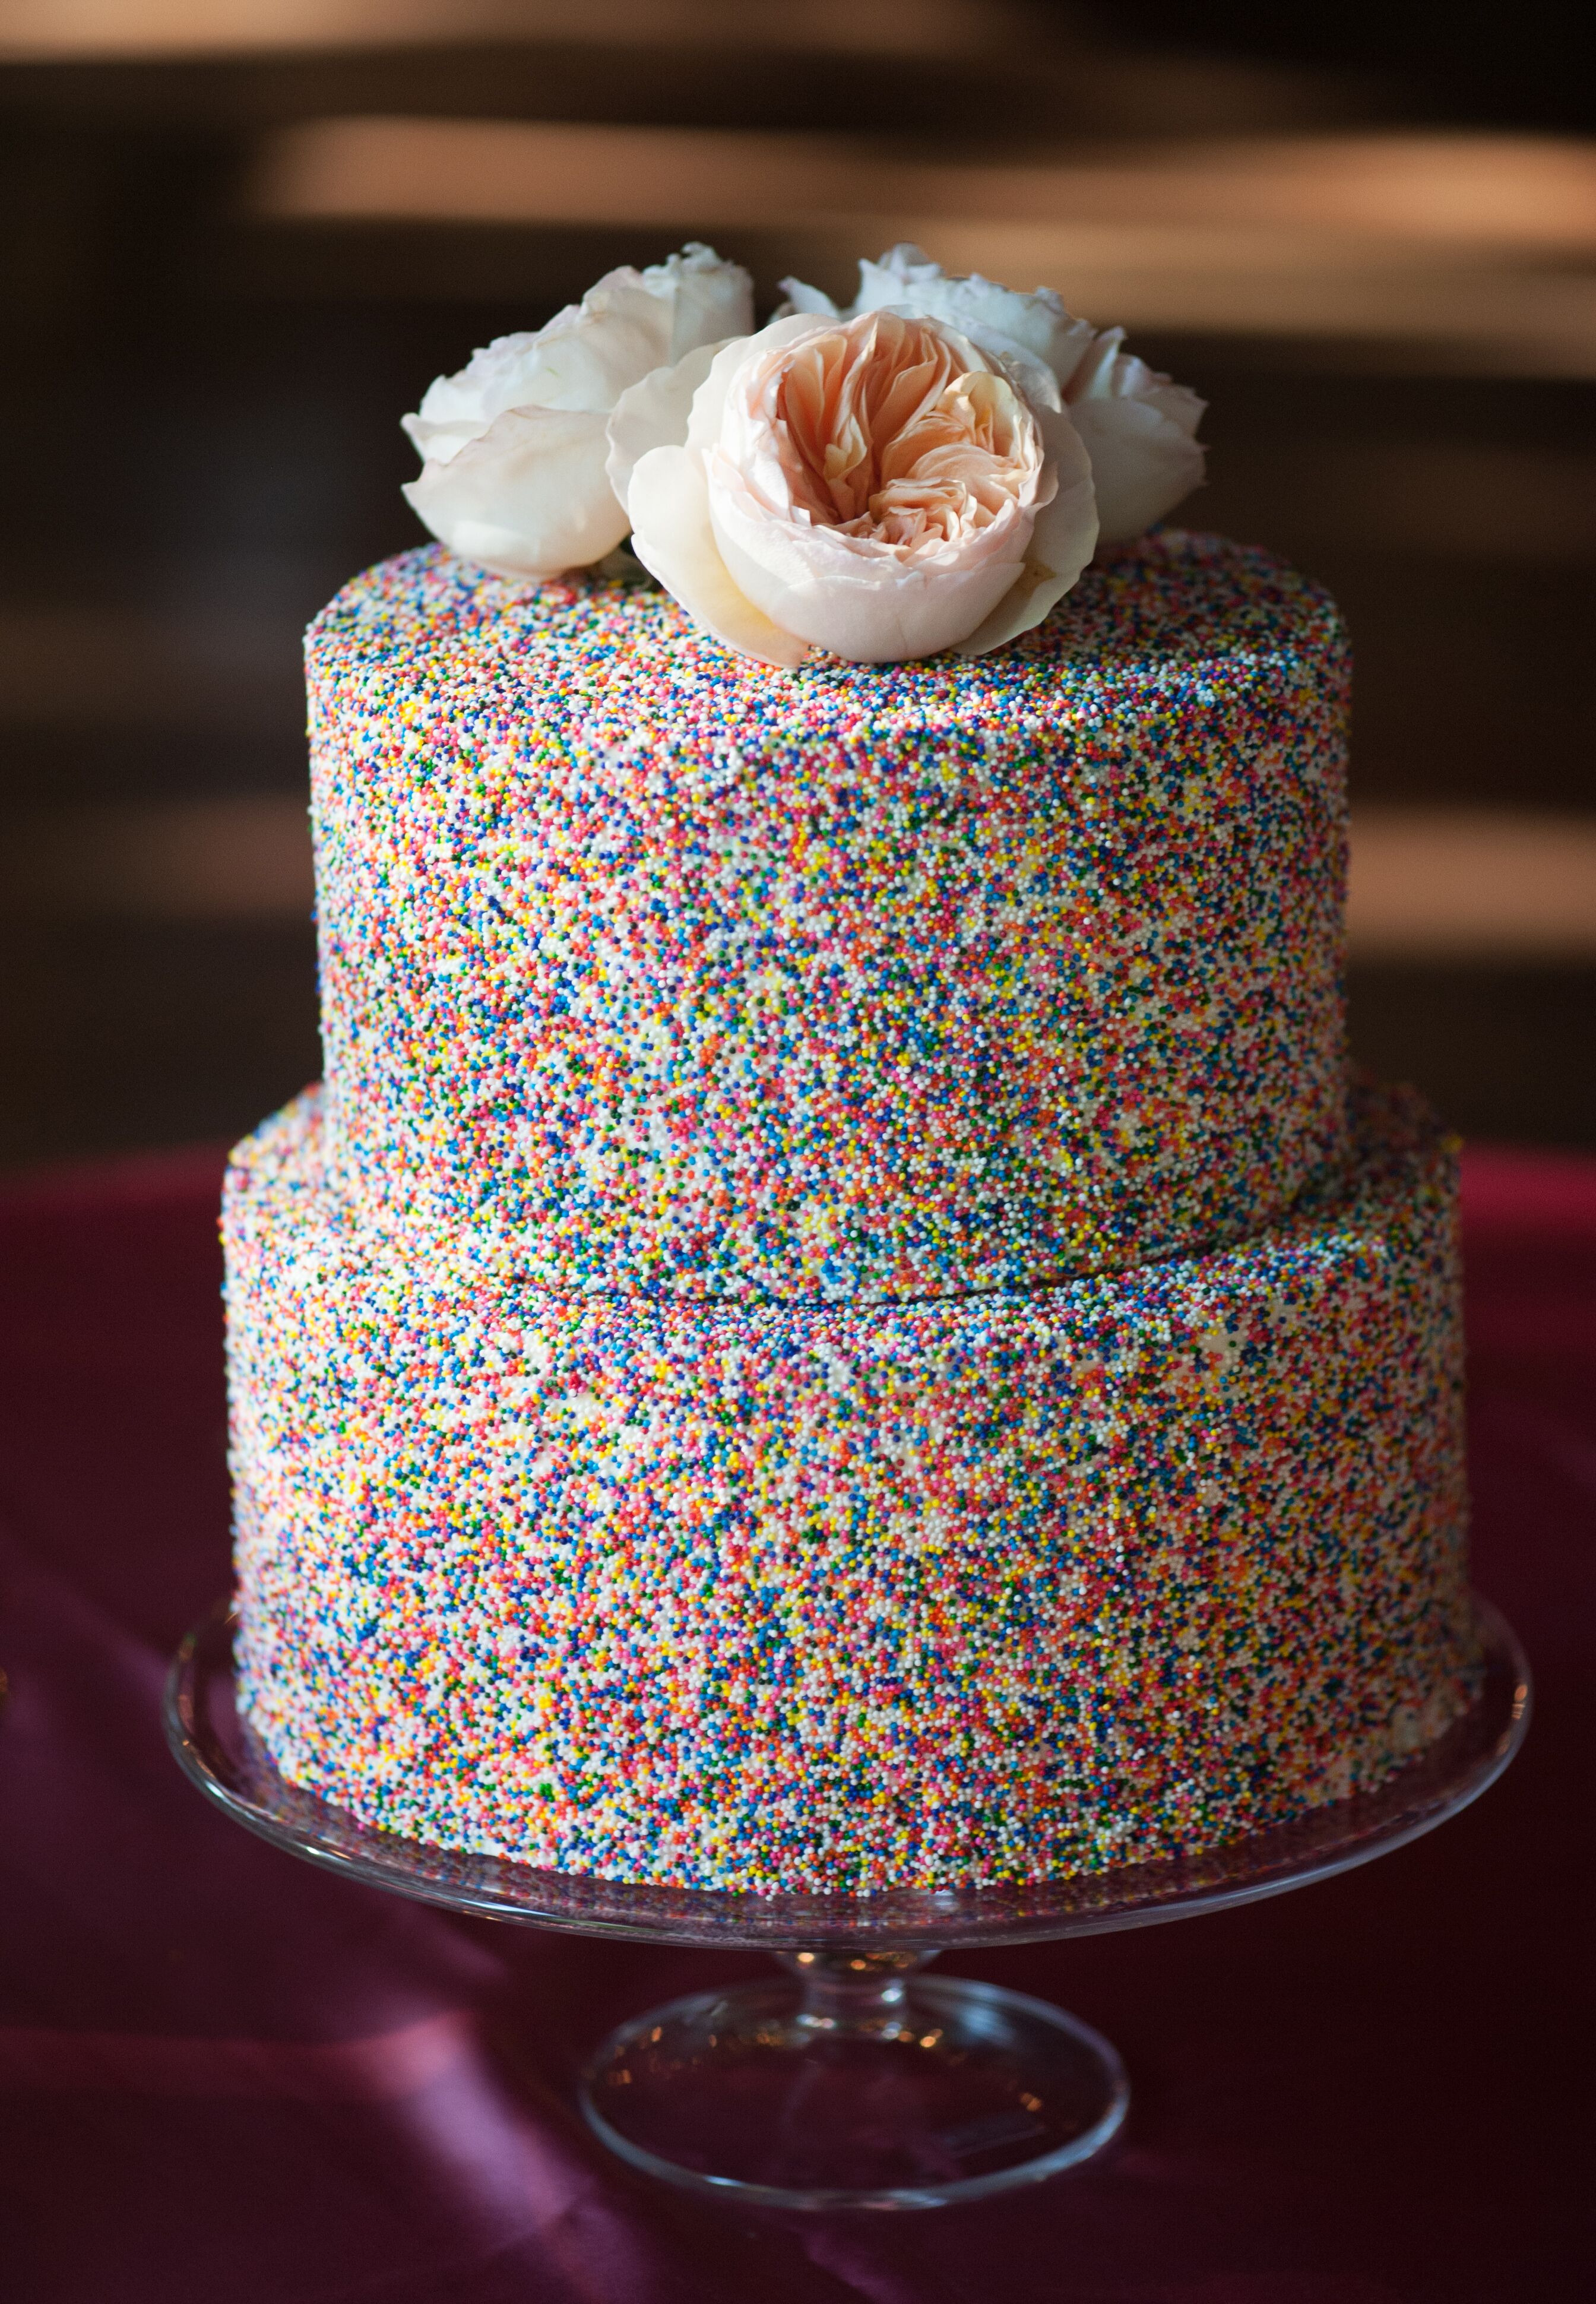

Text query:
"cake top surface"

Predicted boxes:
[[312, 528, 1345, 789]]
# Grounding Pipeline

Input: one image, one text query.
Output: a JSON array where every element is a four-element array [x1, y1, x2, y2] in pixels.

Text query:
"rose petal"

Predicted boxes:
[[400, 410, 489, 468], [689, 315, 816, 454], [606, 338, 731, 519], [710, 469, 1036, 662], [644, 242, 755, 360], [812, 307, 1065, 426], [775, 275, 844, 317], [847, 245, 1103, 391], [408, 330, 549, 435], [1062, 324, 1128, 403], [400, 247, 750, 483], [1138, 376, 1206, 436], [628, 442, 810, 669], [1070, 393, 1205, 543], [720, 541, 1031, 663], [412, 279, 672, 437], [509, 281, 676, 414], [955, 402, 1098, 657], [960, 332, 1064, 414], [403, 404, 627, 578]]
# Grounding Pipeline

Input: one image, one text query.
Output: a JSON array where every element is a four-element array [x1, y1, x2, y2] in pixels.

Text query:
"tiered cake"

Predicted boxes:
[[224, 528, 1477, 1893]]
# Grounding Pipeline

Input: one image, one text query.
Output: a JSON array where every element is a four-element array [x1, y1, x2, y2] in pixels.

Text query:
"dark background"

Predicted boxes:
[[1, 0, 1592, 1168]]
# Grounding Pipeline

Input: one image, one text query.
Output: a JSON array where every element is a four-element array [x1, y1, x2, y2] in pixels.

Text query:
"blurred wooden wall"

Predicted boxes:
[[1, 1, 1592, 1162]]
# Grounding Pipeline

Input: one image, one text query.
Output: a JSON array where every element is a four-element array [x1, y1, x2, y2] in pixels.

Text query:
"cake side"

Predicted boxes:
[[308, 531, 1348, 1301], [227, 1081, 1475, 1895]]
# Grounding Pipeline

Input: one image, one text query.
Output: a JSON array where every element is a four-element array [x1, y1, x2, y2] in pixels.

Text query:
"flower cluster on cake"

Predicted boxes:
[[400, 241, 1204, 662], [224, 242, 1477, 1895]]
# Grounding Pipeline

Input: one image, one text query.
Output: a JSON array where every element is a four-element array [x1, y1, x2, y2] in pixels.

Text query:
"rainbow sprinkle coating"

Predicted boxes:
[[310, 534, 1349, 1299], [227, 1083, 1473, 1892], [224, 531, 1477, 1893]]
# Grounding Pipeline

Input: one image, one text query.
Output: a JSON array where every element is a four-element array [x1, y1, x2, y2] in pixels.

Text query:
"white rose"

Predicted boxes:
[[782, 244, 1205, 544], [607, 308, 1097, 669], [401, 244, 752, 581]]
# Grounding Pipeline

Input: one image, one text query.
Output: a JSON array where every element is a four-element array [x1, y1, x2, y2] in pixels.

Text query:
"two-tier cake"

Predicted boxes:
[[224, 525, 1477, 1894]]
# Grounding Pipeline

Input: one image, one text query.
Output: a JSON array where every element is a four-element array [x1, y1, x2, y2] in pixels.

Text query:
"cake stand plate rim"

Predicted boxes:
[[163, 1596, 1529, 1950]]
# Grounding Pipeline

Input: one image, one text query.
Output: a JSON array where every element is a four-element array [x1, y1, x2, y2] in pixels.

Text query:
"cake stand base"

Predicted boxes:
[[582, 1951, 1127, 2207], [166, 1597, 1528, 2212]]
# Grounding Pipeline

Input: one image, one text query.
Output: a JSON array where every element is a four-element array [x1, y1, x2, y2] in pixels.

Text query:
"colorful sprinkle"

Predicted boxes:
[[224, 533, 1476, 1894]]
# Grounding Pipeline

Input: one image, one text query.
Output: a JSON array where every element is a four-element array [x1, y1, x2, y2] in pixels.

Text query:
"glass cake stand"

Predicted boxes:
[[165, 1599, 1529, 2213]]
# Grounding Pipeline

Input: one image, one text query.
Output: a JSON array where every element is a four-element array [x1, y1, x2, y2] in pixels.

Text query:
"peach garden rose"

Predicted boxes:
[[607, 308, 1098, 667], [782, 245, 1207, 546], [399, 243, 1206, 665]]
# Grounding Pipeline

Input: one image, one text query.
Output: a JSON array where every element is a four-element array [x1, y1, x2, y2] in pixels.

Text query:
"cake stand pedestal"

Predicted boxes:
[[165, 1600, 1528, 2212]]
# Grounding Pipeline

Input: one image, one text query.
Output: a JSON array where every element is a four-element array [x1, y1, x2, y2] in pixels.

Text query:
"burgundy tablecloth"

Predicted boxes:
[[2, 1140, 1592, 2302]]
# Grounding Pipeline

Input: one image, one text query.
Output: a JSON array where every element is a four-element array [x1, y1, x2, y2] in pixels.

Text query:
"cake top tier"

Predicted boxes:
[[308, 530, 1348, 1302], [382, 527, 1337, 771]]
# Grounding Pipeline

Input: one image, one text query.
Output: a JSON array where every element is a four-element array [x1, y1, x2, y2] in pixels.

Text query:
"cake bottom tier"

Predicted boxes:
[[226, 1083, 1477, 1895]]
